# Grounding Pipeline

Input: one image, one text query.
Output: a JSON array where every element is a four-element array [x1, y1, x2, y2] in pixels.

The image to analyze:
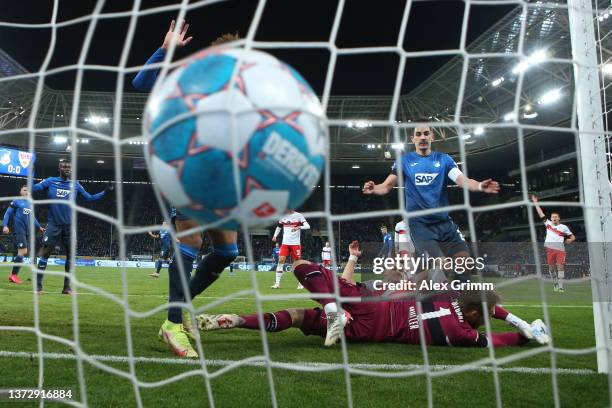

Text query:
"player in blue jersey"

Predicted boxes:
[[32, 159, 111, 295], [133, 21, 240, 358], [377, 225, 394, 258], [363, 123, 500, 281], [2, 185, 44, 284], [148, 221, 173, 278]]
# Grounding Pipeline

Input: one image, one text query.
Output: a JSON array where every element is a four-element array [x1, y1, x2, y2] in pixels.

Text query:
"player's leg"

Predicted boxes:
[[198, 308, 306, 332], [293, 260, 352, 346], [272, 249, 288, 288], [556, 250, 566, 292], [550, 263, 558, 291], [161, 215, 200, 358], [188, 228, 238, 298], [293, 246, 304, 289], [36, 223, 60, 294], [8, 233, 28, 284], [61, 225, 74, 294]]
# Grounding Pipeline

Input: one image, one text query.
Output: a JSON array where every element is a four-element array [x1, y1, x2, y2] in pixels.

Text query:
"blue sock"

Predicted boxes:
[[189, 243, 238, 298], [63, 258, 72, 291], [156, 260, 162, 274], [11, 255, 23, 275], [36, 258, 48, 291], [167, 244, 197, 324]]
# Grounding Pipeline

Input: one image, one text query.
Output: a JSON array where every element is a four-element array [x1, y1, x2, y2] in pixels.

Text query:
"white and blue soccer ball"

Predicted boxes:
[[143, 47, 328, 228]]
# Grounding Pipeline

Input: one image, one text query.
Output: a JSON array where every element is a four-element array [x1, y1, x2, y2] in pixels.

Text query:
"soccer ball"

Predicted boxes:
[[143, 47, 327, 228]]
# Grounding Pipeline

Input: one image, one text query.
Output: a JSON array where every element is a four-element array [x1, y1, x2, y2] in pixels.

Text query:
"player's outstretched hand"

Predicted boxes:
[[531, 194, 539, 203], [39, 227, 45, 234], [348, 240, 361, 257], [271, 236, 277, 242], [362, 181, 375, 194], [104, 183, 115, 194], [480, 179, 500, 194], [162, 19, 193, 51], [2, 226, 9, 235]]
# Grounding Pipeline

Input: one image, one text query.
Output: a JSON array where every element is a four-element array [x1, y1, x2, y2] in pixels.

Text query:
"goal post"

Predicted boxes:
[[568, 0, 612, 374]]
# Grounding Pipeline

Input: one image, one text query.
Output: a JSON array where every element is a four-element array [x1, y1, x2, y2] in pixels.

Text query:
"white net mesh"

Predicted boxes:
[[0, 0, 611, 407]]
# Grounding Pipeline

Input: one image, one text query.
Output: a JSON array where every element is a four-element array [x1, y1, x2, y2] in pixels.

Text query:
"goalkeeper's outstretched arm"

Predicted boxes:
[[531, 195, 546, 221], [341, 241, 361, 285]]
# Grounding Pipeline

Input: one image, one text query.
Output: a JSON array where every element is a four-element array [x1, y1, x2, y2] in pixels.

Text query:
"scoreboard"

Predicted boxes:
[[0, 147, 35, 177]]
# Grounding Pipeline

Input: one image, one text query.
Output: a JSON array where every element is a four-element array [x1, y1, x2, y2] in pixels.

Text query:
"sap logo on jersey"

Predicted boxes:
[[415, 173, 439, 185], [56, 188, 71, 198], [261, 131, 320, 188], [22, 208, 31, 215]]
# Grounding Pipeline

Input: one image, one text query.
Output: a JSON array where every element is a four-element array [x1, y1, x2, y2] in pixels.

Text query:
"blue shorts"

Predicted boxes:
[[13, 232, 29, 249], [43, 223, 70, 249], [160, 248, 171, 259], [409, 218, 469, 258]]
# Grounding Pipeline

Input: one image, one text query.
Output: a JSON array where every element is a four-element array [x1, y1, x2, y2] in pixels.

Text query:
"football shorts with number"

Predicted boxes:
[[280, 244, 301, 260]]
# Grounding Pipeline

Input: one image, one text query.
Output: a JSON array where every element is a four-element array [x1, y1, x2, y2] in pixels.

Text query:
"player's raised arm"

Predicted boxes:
[[341, 240, 361, 285], [531, 195, 546, 220], [148, 231, 159, 239], [132, 20, 193, 91], [362, 174, 398, 196], [31, 178, 50, 192]]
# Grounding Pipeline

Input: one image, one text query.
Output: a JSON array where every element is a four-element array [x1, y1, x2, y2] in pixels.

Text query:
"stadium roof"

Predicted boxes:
[[0, 1, 610, 175]]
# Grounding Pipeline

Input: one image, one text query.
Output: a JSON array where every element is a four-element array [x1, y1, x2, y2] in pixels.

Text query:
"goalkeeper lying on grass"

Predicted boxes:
[[196, 241, 550, 348]]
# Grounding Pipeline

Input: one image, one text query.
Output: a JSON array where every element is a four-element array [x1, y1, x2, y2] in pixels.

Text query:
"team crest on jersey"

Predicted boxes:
[[56, 188, 71, 198], [434, 161, 440, 168], [415, 173, 439, 185], [18, 152, 33, 168], [0, 149, 10, 166]]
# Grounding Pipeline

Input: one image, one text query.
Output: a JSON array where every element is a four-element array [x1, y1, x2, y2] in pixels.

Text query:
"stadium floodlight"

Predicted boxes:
[[391, 143, 404, 150], [537, 88, 562, 105], [512, 49, 547, 74], [351, 164, 360, 169], [347, 121, 353, 128], [85, 115, 110, 125], [377, 144, 381, 149], [491, 77, 505, 86], [474, 126, 484, 135], [524, 103, 533, 112], [603, 63, 612, 76], [462, 134, 472, 140], [503, 112, 516, 121], [523, 112, 539, 119], [53, 135, 68, 144], [77, 138, 90, 144], [97, 160, 105, 164]]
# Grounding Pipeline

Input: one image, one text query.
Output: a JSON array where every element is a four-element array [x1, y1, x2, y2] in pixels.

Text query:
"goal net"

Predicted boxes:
[[0, 0, 611, 407]]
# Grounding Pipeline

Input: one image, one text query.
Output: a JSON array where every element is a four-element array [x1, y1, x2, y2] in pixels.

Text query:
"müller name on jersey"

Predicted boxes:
[[372, 279, 495, 292]]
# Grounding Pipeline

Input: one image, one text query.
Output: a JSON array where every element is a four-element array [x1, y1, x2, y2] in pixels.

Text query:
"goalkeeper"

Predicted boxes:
[[197, 241, 550, 348]]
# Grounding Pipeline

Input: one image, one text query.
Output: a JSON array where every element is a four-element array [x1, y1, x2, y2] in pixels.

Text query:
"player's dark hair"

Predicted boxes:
[[411, 118, 435, 135], [59, 158, 71, 165], [210, 32, 240, 46], [19, 183, 27, 190], [551, 212, 560, 217], [458, 290, 500, 315]]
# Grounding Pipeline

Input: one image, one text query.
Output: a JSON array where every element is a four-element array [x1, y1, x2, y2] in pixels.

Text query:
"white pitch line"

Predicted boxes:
[[0, 351, 597, 375], [0, 288, 595, 308]]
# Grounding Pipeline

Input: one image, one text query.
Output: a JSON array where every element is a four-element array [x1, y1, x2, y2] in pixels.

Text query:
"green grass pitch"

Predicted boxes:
[[0, 264, 608, 407]]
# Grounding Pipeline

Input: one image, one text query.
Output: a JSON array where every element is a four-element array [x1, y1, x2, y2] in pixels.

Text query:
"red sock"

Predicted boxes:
[[241, 311, 293, 332], [494, 305, 509, 320]]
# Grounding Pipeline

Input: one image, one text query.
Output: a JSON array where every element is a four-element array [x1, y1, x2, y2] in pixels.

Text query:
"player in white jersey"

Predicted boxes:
[[271, 211, 310, 288], [532, 195, 575, 292], [394, 220, 415, 257], [321, 241, 332, 267]]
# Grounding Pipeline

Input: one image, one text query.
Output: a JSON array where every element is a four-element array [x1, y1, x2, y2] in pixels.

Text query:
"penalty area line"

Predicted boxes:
[[0, 350, 596, 375]]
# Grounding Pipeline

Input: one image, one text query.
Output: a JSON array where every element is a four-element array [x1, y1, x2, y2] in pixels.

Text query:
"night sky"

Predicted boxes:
[[0, 0, 514, 94]]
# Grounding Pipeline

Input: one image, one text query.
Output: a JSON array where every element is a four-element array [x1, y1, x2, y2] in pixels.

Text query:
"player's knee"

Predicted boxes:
[[212, 243, 239, 260]]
